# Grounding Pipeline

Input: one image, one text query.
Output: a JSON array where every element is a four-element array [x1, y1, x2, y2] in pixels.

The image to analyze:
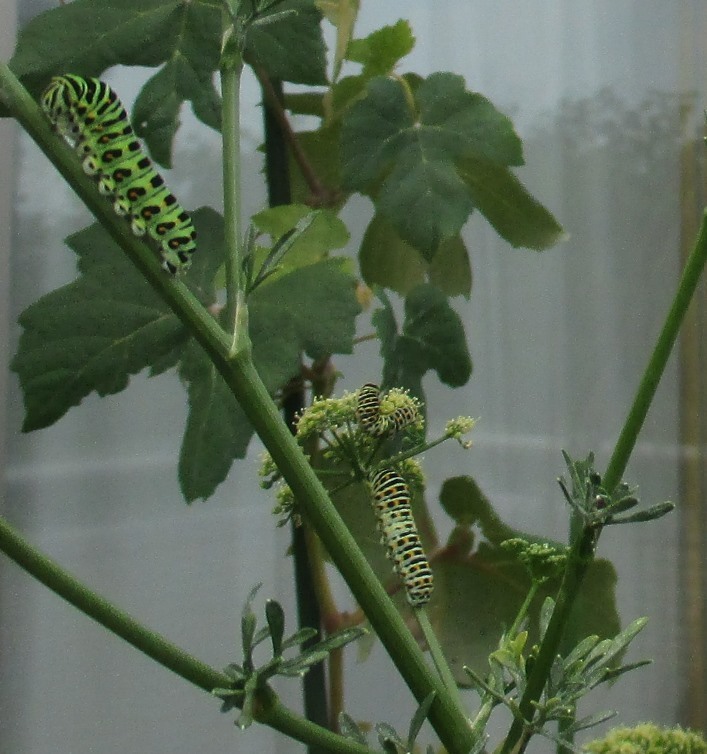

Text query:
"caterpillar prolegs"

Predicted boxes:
[[41, 74, 196, 274]]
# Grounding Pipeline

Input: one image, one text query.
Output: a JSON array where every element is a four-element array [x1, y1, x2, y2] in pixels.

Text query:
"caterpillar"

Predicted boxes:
[[369, 468, 434, 607], [356, 383, 390, 437], [41, 74, 196, 274], [356, 383, 419, 438]]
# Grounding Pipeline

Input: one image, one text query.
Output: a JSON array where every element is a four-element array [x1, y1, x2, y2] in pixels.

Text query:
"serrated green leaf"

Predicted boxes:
[[399, 284, 472, 390], [11, 224, 194, 433], [179, 260, 359, 501], [346, 19, 415, 77], [341, 72, 523, 256], [378, 150, 473, 258], [458, 155, 567, 251], [177, 340, 255, 503], [133, 61, 220, 168], [246, 0, 327, 85], [374, 285, 472, 397], [249, 205, 350, 284], [250, 259, 360, 383], [10, 0, 222, 155]]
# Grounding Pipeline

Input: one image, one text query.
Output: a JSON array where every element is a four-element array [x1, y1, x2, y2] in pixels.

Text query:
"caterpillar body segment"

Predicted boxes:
[[41, 74, 196, 274], [369, 469, 434, 607]]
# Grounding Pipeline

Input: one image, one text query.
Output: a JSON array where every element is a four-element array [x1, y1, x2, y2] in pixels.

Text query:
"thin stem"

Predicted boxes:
[[499, 210, 707, 754], [0, 514, 228, 692], [604, 209, 707, 491], [507, 582, 540, 639], [0, 511, 382, 754], [221, 12, 247, 353], [253, 63, 330, 204], [416, 608, 465, 709]]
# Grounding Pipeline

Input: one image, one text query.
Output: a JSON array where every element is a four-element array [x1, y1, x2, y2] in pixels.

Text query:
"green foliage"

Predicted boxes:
[[465, 611, 650, 747], [558, 451, 675, 531], [359, 215, 472, 297], [7, 0, 326, 164], [4, 3, 682, 752], [373, 286, 472, 398], [214, 584, 366, 729], [11, 209, 360, 501], [340, 73, 521, 256], [585, 724, 707, 754]]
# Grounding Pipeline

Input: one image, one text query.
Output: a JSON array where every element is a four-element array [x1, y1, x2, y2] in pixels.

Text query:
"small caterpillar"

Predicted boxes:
[[356, 383, 419, 438], [41, 74, 196, 274], [369, 468, 434, 607]]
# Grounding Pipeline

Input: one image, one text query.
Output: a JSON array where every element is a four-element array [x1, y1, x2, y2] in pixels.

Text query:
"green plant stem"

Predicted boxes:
[[0, 64, 475, 754], [416, 607, 464, 708], [499, 210, 707, 754], [220, 13, 247, 352], [603, 209, 707, 491], [507, 582, 540, 639], [0, 514, 229, 692], [259, 688, 374, 754], [0, 515, 383, 754]]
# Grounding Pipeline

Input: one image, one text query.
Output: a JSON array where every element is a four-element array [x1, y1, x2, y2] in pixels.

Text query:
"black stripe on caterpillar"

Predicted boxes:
[[41, 74, 196, 274], [369, 468, 434, 607]]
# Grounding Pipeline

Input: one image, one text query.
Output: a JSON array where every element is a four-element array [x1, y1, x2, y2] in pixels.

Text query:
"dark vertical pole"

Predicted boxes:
[[261, 76, 330, 745]]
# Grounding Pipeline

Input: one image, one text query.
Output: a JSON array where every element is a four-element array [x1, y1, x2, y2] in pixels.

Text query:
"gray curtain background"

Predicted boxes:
[[1, 2, 706, 752]]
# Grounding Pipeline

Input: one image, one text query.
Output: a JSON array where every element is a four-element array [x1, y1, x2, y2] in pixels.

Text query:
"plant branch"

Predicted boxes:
[[0, 513, 378, 754], [0, 514, 228, 692], [604, 209, 707, 491], [221, 12, 247, 353], [252, 63, 332, 205], [498, 209, 707, 754], [0, 64, 475, 754]]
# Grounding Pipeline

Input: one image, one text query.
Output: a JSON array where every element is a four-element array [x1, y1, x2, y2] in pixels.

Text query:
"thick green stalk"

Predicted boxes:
[[499, 210, 707, 754], [0, 64, 475, 754]]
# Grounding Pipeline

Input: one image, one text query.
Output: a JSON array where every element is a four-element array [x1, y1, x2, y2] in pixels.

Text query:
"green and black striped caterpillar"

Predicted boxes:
[[369, 468, 434, 607], [356, 383, 419, 438], [41, 74, 196, 274]]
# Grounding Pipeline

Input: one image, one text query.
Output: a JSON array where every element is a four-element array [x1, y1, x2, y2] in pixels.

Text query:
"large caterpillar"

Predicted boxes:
[[369, 468, 434, 607], [356, 383, 419, 438], [41, 74, 196, 274]]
